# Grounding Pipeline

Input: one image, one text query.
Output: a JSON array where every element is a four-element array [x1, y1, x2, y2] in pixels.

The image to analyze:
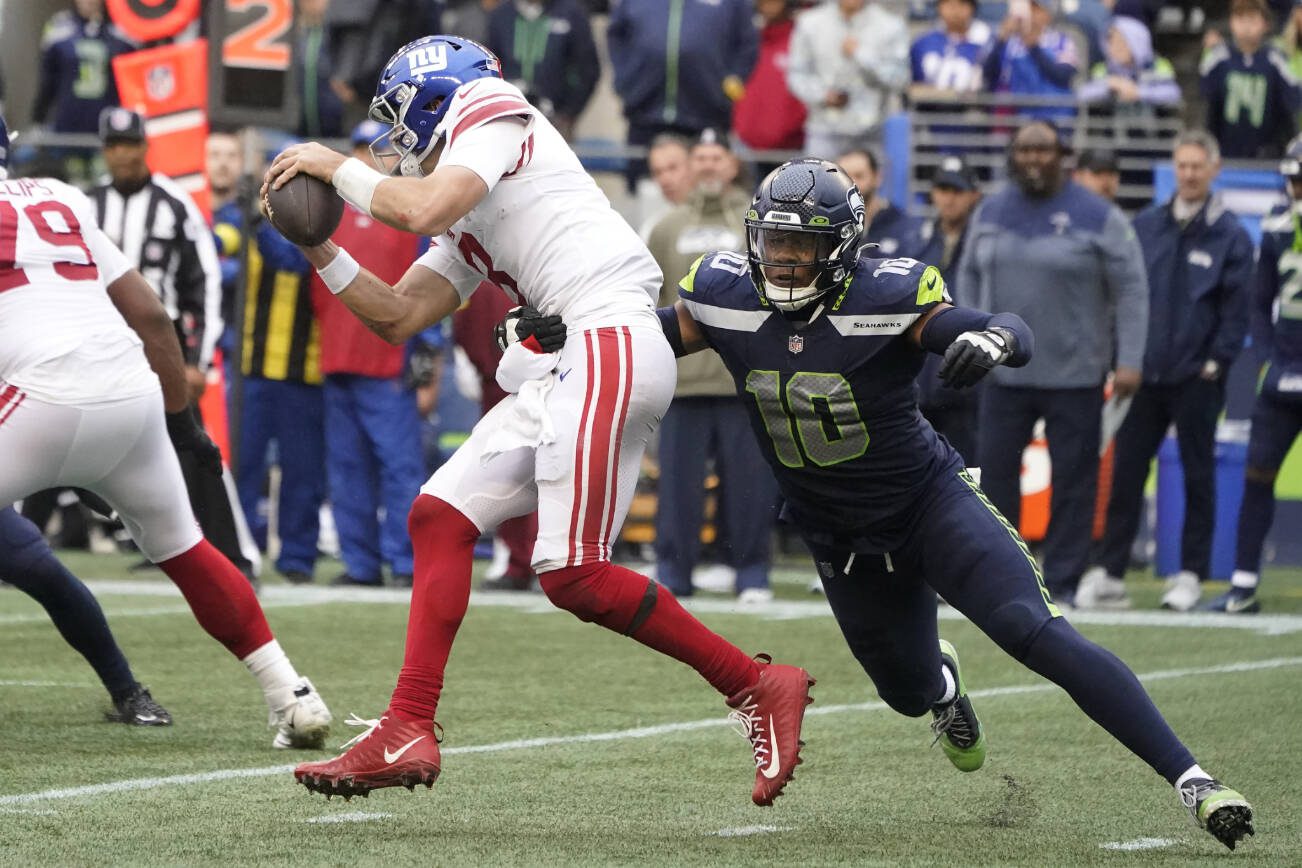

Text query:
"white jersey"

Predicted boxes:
[[414, 79, 662, 331], [0, 177, 157, 404]]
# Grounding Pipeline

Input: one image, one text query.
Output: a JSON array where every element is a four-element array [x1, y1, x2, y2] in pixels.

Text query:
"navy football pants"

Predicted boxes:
[[803, 468, 1196, 784]]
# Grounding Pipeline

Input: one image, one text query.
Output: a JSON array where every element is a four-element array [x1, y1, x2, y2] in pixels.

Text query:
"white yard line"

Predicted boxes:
[[0, 680, 95, 688], [712, 825, 789, 837], [2, 655, 1298, 807], [56, 579, 1302, 635], [304, 811, 393, 824], [1100, 837, 1180, 851]]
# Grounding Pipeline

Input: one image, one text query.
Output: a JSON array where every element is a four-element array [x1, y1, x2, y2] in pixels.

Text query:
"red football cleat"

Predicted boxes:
[[726, 654, 815, 806], [294, 713, 442, 800]]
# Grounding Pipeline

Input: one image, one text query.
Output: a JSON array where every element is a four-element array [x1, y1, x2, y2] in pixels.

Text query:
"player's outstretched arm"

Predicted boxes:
[[657, 302, 710, 357], [910, 303, 1034, 388], [305, 240, 462, 345], [264, 142, 489, 237], [106, 269, 192, 414]]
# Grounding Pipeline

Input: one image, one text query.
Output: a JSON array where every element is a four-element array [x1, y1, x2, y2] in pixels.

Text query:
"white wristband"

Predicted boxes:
[[317, 248, 361, 295], [332, 157, 384, 216]]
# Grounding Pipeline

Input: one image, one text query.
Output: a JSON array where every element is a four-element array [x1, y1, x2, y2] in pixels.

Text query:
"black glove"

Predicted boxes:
[[938, 327, 1015, 389], [166, 407, 224, 476], [494, 305, 567, 354]]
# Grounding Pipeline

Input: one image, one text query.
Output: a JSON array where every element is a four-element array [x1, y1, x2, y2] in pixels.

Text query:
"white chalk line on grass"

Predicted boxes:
[[712, 825, 789, 837], [44, 578, 1302, 635], [0, 680, 95, 688], [305, 811, 393, 824], [1100, 837, 1180, 851], [2, 655, 1298, 808], [0, 598, 331, 628]]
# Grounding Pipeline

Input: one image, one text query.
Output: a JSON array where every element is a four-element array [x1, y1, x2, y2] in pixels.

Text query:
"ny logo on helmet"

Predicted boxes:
[[408, 45, 448, 76]]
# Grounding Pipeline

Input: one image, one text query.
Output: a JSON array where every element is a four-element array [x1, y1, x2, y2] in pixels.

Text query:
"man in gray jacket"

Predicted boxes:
[[957, 120, 1148, 604]]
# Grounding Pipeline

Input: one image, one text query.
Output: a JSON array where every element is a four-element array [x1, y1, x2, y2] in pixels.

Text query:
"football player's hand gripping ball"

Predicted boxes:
[[939, 327, 1017, 388], [494, 306, 568, 354]]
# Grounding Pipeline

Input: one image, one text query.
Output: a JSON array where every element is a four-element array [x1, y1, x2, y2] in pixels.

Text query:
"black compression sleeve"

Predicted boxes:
[[656, 306, 687, 358]]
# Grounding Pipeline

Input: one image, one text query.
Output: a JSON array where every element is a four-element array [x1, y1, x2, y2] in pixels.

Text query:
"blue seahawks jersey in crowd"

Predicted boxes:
[[1255, 205, 1302, 390], [679, 251, 961, 551], [910, 23, 991, 92], [35, 11, 135, 134]]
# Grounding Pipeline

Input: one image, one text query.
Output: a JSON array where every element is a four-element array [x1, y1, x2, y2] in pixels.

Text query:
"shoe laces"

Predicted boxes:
[[727, 699, 770, 770], [339, 713, 382, 750], [930, 700, 976, 749], [1179, 778, 1221, 812]]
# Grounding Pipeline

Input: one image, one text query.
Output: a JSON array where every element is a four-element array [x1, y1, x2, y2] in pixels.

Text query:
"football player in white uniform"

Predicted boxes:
[[0, 116, 331, 749], [266, 36, 814, 806]]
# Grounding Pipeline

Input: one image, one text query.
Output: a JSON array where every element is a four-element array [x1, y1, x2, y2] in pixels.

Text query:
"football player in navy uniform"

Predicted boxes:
[[1212, 135, 1302, 613], [645, 159, 1250, 848]]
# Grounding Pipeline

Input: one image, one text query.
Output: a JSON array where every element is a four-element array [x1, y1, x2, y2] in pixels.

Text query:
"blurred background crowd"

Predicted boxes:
[[1, 0, 1300, 613]]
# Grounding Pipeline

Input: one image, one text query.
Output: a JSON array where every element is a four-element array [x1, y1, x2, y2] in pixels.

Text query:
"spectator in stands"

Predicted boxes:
[[837, 147, 922, 257], [909, 0, 993, 100], [646, 130, 778, 604], [206, 131, 243, 214], [638, 133, 694, 238], [1079, 131, 1253, 613], [216, 155, 325, 584], [1201, 0, 1300, 158], [608, 0, 757, 189], [328, 0, 440, 115], [297, 0, 345, 139], [958, 120, 1149, 605], [33, 0, 135, 172], [487, 0, 600, 141], [914, 155, 984, 464], [1073, 146, 1121, 200], [984, 0, 1081, 118], [91, 108, 260, 583], [441, 0, 500, 46], [787, 0, 910, 159], [733, 0, 807, 174], [1279, 4, 1302, 129], [310, 122, 425, 588], [1077, 16, 1180, 108]]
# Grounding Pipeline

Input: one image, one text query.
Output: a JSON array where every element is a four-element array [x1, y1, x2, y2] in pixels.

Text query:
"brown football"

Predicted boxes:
[[264, 173, 345, 247]]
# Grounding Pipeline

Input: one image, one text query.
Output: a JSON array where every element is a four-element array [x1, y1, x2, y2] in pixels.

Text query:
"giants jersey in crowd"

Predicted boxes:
[[0, 177, 156, 405], [1255, 206, 1302, 385], [416, 78, 662, 331], [679, 252, 960, 552]]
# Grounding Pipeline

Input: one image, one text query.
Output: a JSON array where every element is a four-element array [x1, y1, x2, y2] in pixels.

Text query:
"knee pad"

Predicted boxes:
[[983, 600, 1055, 662], [408, 495, 479, 547], [539, 562, 658, 635]]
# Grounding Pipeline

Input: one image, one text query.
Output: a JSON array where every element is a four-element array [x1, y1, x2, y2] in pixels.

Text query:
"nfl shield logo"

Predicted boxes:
[[788, 334, 804, 354]]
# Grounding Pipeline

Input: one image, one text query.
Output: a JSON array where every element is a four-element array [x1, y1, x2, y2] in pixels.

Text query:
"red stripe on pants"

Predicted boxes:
[[566, 332, 600, 566]]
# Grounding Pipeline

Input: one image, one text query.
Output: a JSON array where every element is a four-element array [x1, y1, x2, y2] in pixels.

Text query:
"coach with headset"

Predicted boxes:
[[956, 119, 1150, 606]]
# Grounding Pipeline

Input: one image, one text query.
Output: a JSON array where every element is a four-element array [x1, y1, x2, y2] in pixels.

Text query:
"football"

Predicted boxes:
[[263, 173, 344, 247]]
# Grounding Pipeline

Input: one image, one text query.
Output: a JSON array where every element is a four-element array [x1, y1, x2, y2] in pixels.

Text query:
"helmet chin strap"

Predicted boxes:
[[763, 276, 824, 313]]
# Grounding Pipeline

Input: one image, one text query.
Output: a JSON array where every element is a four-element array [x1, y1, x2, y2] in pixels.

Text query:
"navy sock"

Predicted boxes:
[[0, 507, 137, 698], [1234, 476, 1276, 575], [1021, 618, 1195, 784]]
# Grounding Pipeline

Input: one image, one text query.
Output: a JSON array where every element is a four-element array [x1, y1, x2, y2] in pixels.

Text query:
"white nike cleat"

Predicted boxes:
[[271, 677, 332, 749], [1160, 570, 1202, 612], [736, 587, 775, 606]]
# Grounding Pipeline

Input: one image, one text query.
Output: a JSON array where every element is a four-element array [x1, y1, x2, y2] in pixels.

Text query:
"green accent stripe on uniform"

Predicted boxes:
[[957, 470, 1062, 618], [679, 254, 706, 294], [664, 0, 683, 125]]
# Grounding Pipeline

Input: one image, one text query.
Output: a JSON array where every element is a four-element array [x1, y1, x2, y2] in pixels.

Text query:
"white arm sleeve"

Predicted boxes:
[[86, 224, 134, 288], [438, 116, 531, 194], [413, 236, 484, 302]]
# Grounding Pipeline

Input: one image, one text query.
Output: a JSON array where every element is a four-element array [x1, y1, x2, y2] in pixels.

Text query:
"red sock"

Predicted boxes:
[[388, 494, 480, 724], [158, 540, 273, 659], [498, 511, 538, 579], [539, 562, 759, 697]]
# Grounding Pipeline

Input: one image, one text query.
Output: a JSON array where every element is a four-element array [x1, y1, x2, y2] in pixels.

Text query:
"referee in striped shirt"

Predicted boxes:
[[91, 107, 259, 582]]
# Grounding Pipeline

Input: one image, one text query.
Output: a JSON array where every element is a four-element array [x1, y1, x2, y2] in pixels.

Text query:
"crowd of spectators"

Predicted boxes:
[[6, 0, 1300, 611]]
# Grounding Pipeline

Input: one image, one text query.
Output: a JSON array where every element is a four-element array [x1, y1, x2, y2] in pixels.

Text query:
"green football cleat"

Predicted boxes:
[[931, 639, 986, 772], [1179, 778, 1254, 850]]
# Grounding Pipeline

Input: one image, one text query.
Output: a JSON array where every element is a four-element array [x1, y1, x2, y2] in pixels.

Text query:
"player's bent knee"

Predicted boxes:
[[878, 688, 935, 718], [408, 494, 479, 546], [538, 563, 658, 634], [1244, 465, 1279, 485], [983, 600, 1055, 662]]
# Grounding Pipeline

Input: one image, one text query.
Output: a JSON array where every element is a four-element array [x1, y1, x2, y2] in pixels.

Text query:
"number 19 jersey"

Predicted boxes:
[[0, 177, 156, 404], [679, 251, 960, 552]]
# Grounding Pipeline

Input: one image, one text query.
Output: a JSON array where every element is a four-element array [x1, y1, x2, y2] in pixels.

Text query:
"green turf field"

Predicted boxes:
[[2, 551, 1301, 866]]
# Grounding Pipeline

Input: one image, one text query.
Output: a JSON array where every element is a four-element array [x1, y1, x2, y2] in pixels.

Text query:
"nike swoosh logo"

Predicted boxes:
[[759, 715, 782, 779], [383, 736, 425, 763], [558, 368, 572, 382], [1224, 596, 1256, 613]]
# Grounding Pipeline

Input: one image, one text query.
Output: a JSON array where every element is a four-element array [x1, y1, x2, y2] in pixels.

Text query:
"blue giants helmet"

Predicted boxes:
[[368, 35, 503, 177], [0, 114, 9, 181], [745, 159, 865, 312]]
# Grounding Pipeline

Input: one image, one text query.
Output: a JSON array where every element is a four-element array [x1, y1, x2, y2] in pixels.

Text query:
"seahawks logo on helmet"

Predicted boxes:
[[847, 186, 865, 230]]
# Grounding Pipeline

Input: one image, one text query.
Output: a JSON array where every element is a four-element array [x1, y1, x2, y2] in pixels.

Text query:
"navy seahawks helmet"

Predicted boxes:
[[368, 35, 502, 177], [745, 159, 865, 312], [0, 114, 9, 181]]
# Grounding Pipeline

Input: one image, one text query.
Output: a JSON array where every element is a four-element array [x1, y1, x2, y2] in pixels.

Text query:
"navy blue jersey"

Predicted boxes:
[[34, 12, 135, 135], [679, 251, 960, 551], [1255, 206, 1302, 394]]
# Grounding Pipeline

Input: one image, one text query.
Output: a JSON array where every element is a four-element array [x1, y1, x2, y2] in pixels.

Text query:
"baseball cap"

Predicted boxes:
[[351, 119, 390, 147], [99, 107, 146, 144], [932, 155, 979, 191], [694, 127, 732, 151], [1076, 147, 1120, 173]]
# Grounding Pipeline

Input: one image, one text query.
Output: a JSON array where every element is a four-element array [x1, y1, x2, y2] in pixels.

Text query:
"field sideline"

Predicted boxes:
[[1, 552, 1300, 865]]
